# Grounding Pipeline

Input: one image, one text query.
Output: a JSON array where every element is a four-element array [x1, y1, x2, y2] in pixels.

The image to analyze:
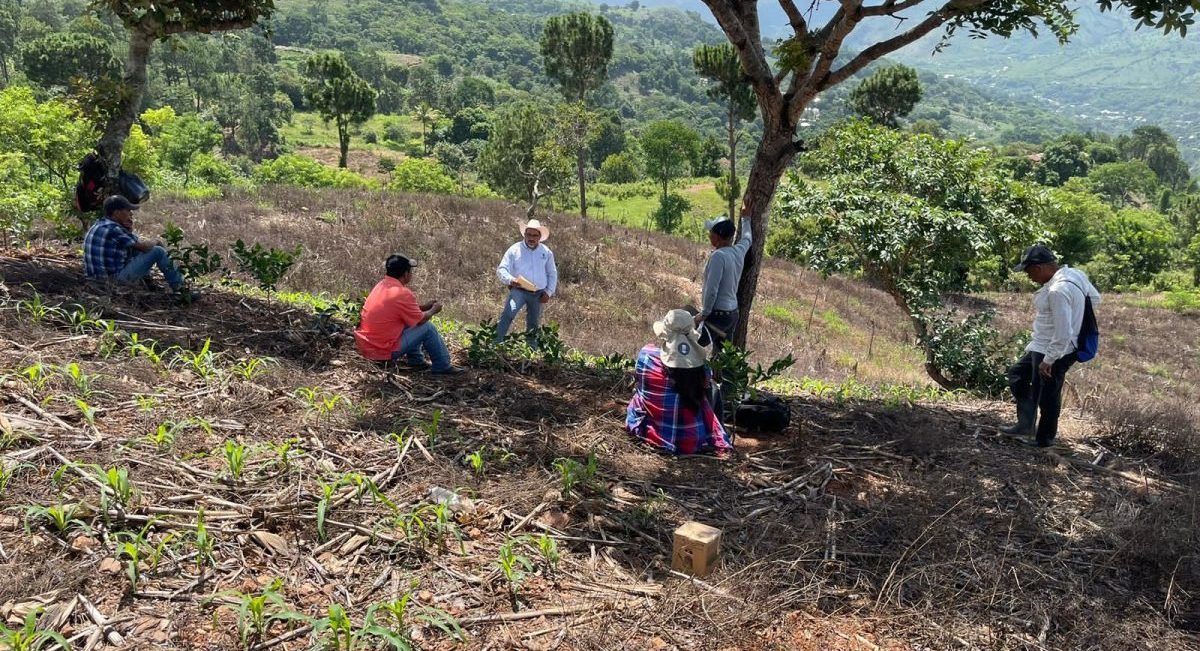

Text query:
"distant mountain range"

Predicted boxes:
[[626, 1, 1200, 168]]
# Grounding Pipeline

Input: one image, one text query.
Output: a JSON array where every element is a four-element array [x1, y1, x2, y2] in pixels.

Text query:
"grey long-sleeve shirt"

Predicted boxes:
[[700, 226, 752, 316]]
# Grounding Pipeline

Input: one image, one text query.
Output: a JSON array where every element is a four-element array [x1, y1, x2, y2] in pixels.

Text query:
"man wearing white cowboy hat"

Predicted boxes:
[[494, 218, 558, 344], [626, 309, 732, 456]]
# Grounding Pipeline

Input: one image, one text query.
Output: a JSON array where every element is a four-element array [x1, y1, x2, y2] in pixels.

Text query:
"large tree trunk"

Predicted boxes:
[[338, 118, 349, 168], [889, 287, 959, 391], [98, 28, 154, 196], [726, 101, 737, 225], [576, 148, 587, 219], [732, 130, 795, 348]]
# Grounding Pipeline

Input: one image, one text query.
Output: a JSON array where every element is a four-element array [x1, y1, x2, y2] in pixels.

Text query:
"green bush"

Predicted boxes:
[[652, 193, 690, 234], [253, 154, 374, 189], [1163, 289, 1200, 313], [188, 153, 237, 187], [919, 310, 1017, 397], [599, 151, 642, 184], [389, 158, 455, 195]]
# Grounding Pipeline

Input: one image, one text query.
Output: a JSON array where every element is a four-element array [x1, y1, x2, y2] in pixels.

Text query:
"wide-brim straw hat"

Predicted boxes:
[[521, 219, 549, 242], [653, 309, 709, 369]]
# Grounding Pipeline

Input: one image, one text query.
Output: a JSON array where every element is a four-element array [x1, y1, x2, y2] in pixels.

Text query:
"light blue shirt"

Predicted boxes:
[[701, 226, 752, 315], [497, 241, 558, 296]]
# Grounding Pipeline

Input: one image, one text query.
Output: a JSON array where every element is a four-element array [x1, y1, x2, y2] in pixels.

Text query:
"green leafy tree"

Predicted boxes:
[[433, 141, 469, 192], [1043, 185, 1111, 265], [448, 75, 495, 113], [390, 158, 455, 195], [0, 85, 95, 192], [303, 51, 377, 168], [0, 0, 20, 84], [693, 42, 756, 223], [849, 64, 922, 128], [1187, 232, 1200, 287], [478, 101, 572, 219], [697, 0, 1196, 347], [770, 121, 1040, 392], [411, 102, 442, 155], [92, 0, 277, 194], [1088, 160, 1158, 206], [1088, 208, 1176, 289], [641, 119, 699, 204], [157, 113, 221, 187], [599, 150, 641, 183], [1035, 139, 1089, 186], [540, 11, 613, 219], [19, 32, 122, 112]]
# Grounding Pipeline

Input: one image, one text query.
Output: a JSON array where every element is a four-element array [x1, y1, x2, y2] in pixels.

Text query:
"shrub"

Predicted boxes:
[[377, 156, 397, 173], [389, 158, 455, 195], [188, 153, 237, 187], [919, 310, 1018, 397], [253, 154, 373, 189], [652, 193, 690, 234], [382, 120, 407, 144], [362, 129, 378, 144], [599, 151, 642, 184]]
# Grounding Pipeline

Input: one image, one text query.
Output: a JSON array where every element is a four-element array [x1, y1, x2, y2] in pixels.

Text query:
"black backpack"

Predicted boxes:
[[73, 152, 107, 213], [734, 392, 791, 434], [1064, 280, 1100, 362]]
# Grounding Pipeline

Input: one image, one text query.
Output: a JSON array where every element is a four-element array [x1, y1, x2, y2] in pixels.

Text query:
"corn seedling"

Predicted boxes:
[[144, 420, 186, 450], [18, 292, 63, 324], [193, 508, 215, 571], [133, 394, 160, 412], [116, 539, 144, 591], [533, 534, 560, 574], [213, 580, 310, 650], [0, 609, 72, 651], [495, 537, 534, 609], [64, 304, 103, 334], [316, 478, 338, 542], [221, 440, 250, 482], [267, 438, 303, 473], [61, 361, 100, 397], [25, 503, 85, 536], [364, 587, 465, 650], [465, 448, 485, 476], [421, 409, 443, 445], [173, 339, 223, 381], [73, 398, 97, 427], [339, 472, 395, 510], [294, 387, 347, 424], [98, 466, 134, 511], [0, 462, 31, 495], [20, 362, 51, 392], [96, 319, 121, 357], [231, 356, 273, 381], [312, 604, 366, 651], [126, 333, 165, 366]]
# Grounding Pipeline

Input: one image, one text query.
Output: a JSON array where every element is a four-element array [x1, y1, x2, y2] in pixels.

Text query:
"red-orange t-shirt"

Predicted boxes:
[[354, 277, 424, 360]]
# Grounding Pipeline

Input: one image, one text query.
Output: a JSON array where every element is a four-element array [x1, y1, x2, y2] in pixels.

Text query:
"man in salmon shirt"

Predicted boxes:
[[355, 255, 463, 375]]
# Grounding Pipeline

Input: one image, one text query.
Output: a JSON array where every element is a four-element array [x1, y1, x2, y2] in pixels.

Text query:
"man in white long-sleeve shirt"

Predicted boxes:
[[695, 216, 752, 351], [1002, 245, 1102, 447], [495, 219, 558, 344]]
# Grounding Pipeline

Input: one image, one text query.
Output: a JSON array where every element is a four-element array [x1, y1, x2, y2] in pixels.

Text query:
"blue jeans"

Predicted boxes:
[[117, 246, 183, 290], [495, 289, 544, 342], [391, 322, 452, 371]]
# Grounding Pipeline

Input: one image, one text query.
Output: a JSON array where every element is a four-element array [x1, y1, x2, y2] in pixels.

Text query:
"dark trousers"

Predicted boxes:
[[703, 310, 738, 424], [1006, 351, 1076, 444]]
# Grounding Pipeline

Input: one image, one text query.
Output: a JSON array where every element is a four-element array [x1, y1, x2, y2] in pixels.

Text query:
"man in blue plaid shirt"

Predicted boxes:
[[83, 195, 189, 297]]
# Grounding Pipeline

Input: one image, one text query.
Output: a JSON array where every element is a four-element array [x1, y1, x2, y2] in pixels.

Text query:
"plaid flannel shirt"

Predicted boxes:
[[626, 345, 731, 455], [83, 217, 137, 279]]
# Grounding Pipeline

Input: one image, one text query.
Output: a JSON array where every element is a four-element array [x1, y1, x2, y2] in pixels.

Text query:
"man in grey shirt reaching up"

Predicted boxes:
[[695, 216, 752, 351]]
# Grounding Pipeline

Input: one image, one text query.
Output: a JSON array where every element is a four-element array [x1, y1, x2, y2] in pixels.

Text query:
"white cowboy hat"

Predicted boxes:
[[521, 219, 549, 243], [653, 309, 710, 369]]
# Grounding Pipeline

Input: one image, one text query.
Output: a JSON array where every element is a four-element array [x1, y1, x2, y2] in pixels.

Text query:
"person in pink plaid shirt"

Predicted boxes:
[[626, 309, 732, 457]]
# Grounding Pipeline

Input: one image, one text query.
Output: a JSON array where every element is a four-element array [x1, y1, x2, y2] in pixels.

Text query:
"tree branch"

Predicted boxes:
[[790, 0, 861, 111], [778, 0, 809, 34], [822, 0, 985, 89], [860, 0, 926, 16]]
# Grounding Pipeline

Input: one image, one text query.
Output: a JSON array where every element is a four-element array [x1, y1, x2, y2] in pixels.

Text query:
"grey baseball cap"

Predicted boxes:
[[1012, 245, 1057, 272], [103, 195, 139, 215]]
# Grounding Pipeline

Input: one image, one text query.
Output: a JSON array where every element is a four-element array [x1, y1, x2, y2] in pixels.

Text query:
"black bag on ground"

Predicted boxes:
[[73, 152, 106, 212], [734, 392, 791, 434]]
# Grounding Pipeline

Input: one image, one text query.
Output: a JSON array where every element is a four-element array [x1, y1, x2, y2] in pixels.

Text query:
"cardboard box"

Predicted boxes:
[[671, 521, 721, 577]]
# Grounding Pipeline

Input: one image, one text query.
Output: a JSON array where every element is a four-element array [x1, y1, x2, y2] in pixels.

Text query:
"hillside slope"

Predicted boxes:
[[0, 187, 1195, 648], [0, 189, 1197, 649]]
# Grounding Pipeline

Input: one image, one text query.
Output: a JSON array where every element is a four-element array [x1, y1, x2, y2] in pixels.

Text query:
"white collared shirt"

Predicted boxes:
[[1026, 266, 1101, 364], [496, 241, 558, 296]]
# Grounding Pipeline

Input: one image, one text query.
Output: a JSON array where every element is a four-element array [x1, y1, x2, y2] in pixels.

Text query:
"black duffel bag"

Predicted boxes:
[[734, 392, 791, 434]]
